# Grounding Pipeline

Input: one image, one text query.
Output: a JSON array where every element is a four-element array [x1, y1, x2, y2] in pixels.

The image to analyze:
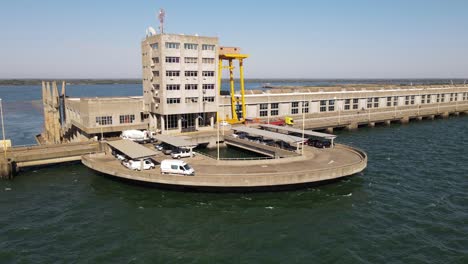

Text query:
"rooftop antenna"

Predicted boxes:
[[450, 80, 454, 85], [158, 8, 166, 34]]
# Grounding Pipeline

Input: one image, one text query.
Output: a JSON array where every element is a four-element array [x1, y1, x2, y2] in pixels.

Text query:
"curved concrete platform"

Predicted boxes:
[[81, 144, 367, 189]]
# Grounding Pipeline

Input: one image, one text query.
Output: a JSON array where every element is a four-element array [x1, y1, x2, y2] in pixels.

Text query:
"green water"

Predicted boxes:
[[196, 146, 267, 159], [1, 117, 467, 263], [1, 83, 467, 263]]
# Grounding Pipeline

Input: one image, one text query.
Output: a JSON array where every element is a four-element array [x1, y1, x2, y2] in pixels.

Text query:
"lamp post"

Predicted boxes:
[[0, 98, 6, 159]]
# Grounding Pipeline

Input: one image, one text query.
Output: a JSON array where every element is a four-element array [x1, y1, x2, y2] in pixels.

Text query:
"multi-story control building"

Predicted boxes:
[[141, 34, 219, 134]]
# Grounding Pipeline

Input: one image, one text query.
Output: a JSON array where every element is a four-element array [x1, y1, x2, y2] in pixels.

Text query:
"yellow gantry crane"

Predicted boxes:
[[218, 47, 249, 124]]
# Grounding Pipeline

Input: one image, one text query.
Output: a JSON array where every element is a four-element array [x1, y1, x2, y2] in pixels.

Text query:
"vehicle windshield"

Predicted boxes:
[[183, 164, 191, 171]]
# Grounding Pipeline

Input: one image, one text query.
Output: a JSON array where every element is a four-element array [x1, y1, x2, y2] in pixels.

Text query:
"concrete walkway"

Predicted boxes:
[[81, 144, 367, 189]]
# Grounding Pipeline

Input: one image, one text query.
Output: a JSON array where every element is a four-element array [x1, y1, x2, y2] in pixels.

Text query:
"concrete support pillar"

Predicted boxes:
[[346, 123, 358, 131], [384, 120, 391, 126], [368, 122, 375, 127], [326, 127, 334, 133], [441, 112, 449, 118], [0, 160, 15, 180], [429, 115, 435, 120], [195, 117, 199, 130], [453, 112, 460, 116], [160, 116, 165, 134], [177, 117, 182, 133], [417, 116, 423, 121], [400, 117, 410, 124], [210, 116, 214, 128]]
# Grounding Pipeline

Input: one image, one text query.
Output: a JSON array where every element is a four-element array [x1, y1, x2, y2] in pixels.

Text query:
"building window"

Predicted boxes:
[[202, 58, 215, 64], [167, 98, 181, 104], [353, 99, 359, 109], [386, 97, 392, 107], [166, 115, 178, 130], [393, 96, 398, 106], [344, 99, 351, 110], [426, 95, 432, 104], [119, 115, 135, 124], [260, 103, 268, 110], [259, 110, 268, 117], [202, 44, 215, 51], [203, 84, 215, 90], [203, 97, 215, 103], [185, 97, 199, 103], [421, 95, 426, 104], [185, 84, 198, 90], [410, 95, 415, 105], [165, 57, 180, 63], [150, 43, 158, 49], [184, 43, 198, 50], [271, 103, 279, 116], [202, 71, 215, 77], [152, 71, 160, 77], [328, 100, 335, 111], [436, 94, 441, 103], [320, 100, 327, 112], [367, 98, 373, 108], [302, 101, 309, 113], [405, 96, 410, 105], [96, 116, 112, 126], [463, 92, 467, 101], [152, 84, 160, 90], [184, 57, 198, 64], [373, 98, 379, 108], [166, 71, 180, 77], [165, 42, 180, 49], [185, 71, 198, 77], [152, 58, 159, 64], [166, 84, 180, 90], [291, 102, 299, 114]]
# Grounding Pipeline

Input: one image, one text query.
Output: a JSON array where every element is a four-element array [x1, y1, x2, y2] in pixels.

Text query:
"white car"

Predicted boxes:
[[171, 148, 195, 159], [116, 154, 126, 161], [122, 159, 155, 171], [160, 160, 195, 176]]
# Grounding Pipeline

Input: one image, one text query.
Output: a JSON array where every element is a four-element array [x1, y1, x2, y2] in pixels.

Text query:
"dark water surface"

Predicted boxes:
[[0, 83, 467, 263]]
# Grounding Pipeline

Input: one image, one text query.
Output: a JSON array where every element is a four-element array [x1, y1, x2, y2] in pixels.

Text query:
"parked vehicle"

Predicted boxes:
[[162, 145, 176, 155], [122, 159, 155, 171], [160, 160, 195, 176], [121, 130, 156, 144], [116, 154, 127, 161], [171, 148, 195, 159], [154, 143, 165, 151]]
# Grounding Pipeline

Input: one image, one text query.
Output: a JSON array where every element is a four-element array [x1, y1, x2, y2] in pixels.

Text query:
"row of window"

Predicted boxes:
[[152, 42, 216, 51], [159, 71, 215, 77], [96, 114, 136, 126], [167, 97, 215, 104], [164, 84, 215, 90], [164, 56, 215, 64]]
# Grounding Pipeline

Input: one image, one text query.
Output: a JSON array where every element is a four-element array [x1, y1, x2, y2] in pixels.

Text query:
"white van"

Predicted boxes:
[[160, 160, 195, 176], [122, 159, 155, 171], [171, 148, 194, 159]]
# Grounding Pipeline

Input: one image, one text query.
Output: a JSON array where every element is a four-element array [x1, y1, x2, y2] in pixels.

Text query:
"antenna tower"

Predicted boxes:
[[158, 8, 166, 34]]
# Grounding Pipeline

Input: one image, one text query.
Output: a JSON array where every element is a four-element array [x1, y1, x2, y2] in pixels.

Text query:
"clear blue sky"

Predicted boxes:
[[1, 0, 467, 79]]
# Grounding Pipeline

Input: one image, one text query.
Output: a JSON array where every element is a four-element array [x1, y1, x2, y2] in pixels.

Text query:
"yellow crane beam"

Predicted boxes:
[[218, 54, 249, 124]]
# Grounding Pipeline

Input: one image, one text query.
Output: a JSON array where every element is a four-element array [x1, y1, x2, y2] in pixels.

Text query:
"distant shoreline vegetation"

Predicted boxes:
[[0, 78, 466, 86]]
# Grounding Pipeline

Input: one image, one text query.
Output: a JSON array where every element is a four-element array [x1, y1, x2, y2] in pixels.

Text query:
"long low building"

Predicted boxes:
[[218, 85, 468, 130]]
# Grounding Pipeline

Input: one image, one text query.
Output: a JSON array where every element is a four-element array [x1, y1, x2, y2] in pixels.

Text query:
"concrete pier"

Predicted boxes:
[[1, 141, 100, 179], [82, 144, 367, 189]]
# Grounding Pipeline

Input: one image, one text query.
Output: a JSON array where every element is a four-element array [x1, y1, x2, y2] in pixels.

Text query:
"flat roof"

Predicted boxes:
[[232, 126, 304, 144], [259, 124, 337, 140], [154, 135, 196, 148], [107, 140, 158, 160]]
